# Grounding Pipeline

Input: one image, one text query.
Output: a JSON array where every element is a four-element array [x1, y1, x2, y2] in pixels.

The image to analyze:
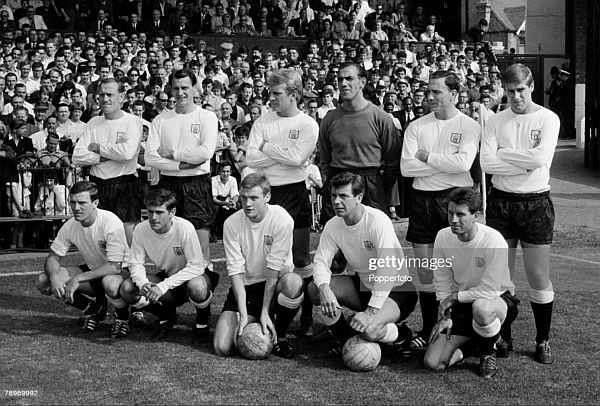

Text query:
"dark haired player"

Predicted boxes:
[[119, 188, 219, 342], [308, 172, 417, 356], [37, 181, 129, 336], [401, 70, 480, 350], [424, 188, 518, 379], [145, 69, 219, 329], [481, 63, 559, 364]]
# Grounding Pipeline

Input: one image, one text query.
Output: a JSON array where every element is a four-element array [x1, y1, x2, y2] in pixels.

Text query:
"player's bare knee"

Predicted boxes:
[[119, 278, 137, 300], [102, 275, 122, 297], [472, 299, 495, 325], [187, 275, 208, 301], [37, 272, 51, 295], [213, 334, 234, 356], [362, 324, 384, 342], [278, 272, 303, 298]]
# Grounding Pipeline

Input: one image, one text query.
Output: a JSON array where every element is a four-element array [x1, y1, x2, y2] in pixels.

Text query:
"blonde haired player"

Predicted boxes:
[[246, 69, 319, 338], [213, 174, 304, 358]]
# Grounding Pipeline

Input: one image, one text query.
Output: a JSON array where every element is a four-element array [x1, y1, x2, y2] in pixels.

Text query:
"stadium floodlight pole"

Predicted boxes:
[[479, 103, 487, 220]]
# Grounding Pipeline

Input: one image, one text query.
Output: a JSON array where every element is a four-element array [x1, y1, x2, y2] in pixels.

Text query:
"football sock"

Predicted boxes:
[[274, 292, 303, 338], [190, 291, 212, 329], [530, 284, 554, 343], [88, 279, 107, 308], [330, 314, 354, 340], [473, 318, 501, 356], [418, 291, 439, 336], [380, 323, 399, 343], [70, 292, 92, 311], [300, 276, 314, 321]]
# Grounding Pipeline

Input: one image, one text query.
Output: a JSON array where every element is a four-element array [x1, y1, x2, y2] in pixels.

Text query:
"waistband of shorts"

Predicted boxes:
[[89, 174, 137, 186], [160, 173, 210, 183], [330, 166, 380, 177], [270, 181, 306, 193], [491, 188, 550, 201], [410, 187, 457, 196]]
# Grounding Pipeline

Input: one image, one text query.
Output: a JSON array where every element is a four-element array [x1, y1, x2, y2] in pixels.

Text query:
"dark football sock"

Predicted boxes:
[[419, 292, 439, 336], [531, 301, 553, 343], [115, 306, 130, 320]]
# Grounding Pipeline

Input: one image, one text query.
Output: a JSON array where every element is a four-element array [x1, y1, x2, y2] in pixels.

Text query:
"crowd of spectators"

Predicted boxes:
[[0, 0, 506, 249]]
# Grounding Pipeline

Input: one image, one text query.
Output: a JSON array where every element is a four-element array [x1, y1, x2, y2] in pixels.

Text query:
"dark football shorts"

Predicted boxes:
[[447, 291, 520, 337], [158, 174, 216, 229], [222, 281, 272, 319], [406, 187, 456, 244], [486, 188, 555, 244], [151, 269, 220, 306], [350, 273, 418, 323], [270, 181, 311, 229], [90, 174, 142, 223]]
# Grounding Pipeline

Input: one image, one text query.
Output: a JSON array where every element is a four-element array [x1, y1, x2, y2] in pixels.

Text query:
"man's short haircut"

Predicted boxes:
[[46, 132, 59, 141], [429, 70, 461, 92], [171, 68, 198, 87], [144, 188, 177, 211], [99, 77, 126, 93], [447, 187, 482, 214], [331, 172, 365, 197], [268, 68, 303, 103], [339, 61, 366, 79], [240, 173, 271, 196], [218, 161, 232, 172], [70, 181, 99, 202], [502, 63, 534, 87]]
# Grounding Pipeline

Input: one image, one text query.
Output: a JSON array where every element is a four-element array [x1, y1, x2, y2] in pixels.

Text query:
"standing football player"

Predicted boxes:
[[401, 70, 480, 350], [246, 69, 319, 339], [481, 63, 559, 364]]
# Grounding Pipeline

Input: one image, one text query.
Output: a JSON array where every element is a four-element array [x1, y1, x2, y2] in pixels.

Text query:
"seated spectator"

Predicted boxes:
[[420, 24, 445, 42], [210, 161, 239, 241]]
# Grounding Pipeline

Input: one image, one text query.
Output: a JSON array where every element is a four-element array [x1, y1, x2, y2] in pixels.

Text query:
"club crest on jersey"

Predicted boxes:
[[191, 124, 201, 134], [98, 240, 107, 249], [364, 240, 375, 250], [173, 246, 184, 256], [288, 130, 299, 139], [475, 257, 485, 268], [449, 133, 461, 144], [530, 130, 541, 141], [264, 235, 273, 246], [115, 132, 127, 144]]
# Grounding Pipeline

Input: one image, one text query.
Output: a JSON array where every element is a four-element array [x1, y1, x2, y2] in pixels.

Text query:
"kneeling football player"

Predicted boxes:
[[213, 173, 304, 359], [119, 188, 219, 342], [37, 181, 129, 336], [424, 188, 519, 378], [307, 172, 418, 356]]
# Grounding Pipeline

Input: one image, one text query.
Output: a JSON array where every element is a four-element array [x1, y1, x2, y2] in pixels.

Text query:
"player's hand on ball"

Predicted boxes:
[[236, 314, 249, 338], [260, 312, 277, 343], [319, 284, 341, 318], [350, 311, 373, 333], [428, 318, 453, 344]]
